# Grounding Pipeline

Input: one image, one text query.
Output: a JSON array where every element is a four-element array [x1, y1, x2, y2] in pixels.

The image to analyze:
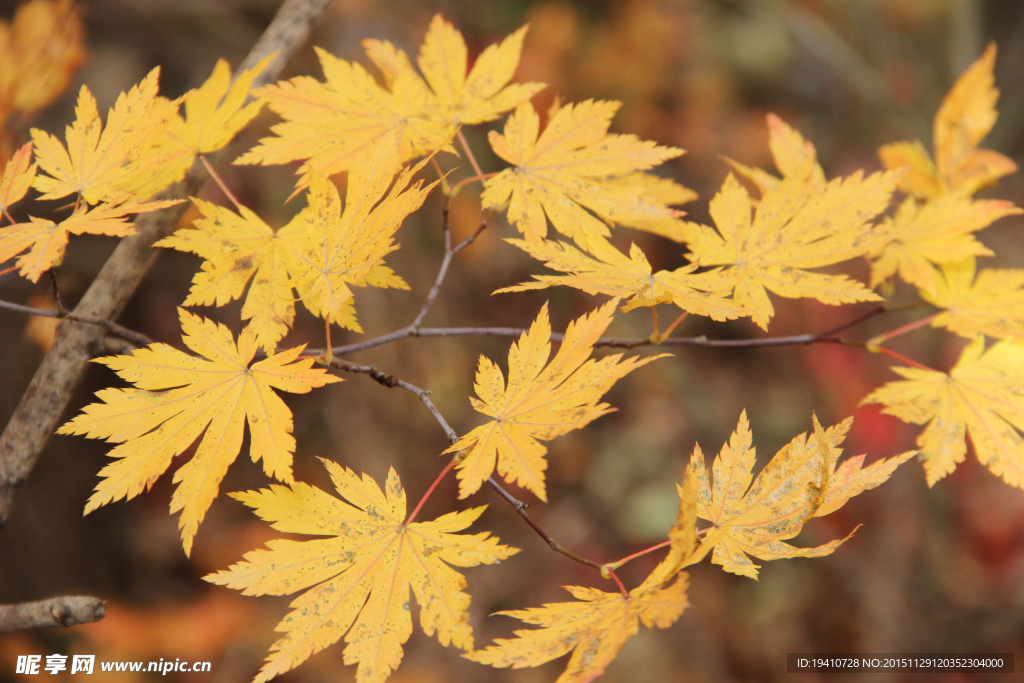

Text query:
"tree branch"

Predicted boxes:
[[0, 596, 105, 631], [0, 298, 153, 348], [307, 303, 896, 358], [0, 0, 335, 527]]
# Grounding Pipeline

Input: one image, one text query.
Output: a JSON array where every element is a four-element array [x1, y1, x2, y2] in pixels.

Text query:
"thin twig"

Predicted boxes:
[[0, 299, 154, 348]]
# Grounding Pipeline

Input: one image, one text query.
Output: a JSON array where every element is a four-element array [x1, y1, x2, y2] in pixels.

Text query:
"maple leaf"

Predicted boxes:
[[57, 310, 340, 555], [206, 460, 517, 683], [868, 195, 1021, 298], [236, 15, 542, 187], [481, 100, 684, 247], [0, 142, 36, 215], [287, 158, 435, 328], [0, 0, 86, 125], [687, 412, 912, 579], [683, 165, 895, 329], [157, 199, 306, 353], [723, 113, 826, 196], [879, 44, 1017, 199], [923, 257, 1024, 342], [0, 198, 180, 282], [446, 299, 663, 501], [31, 68, 186, 205], [466, 576, 688, 683], [863, 337, 1024, 488], [159, 154, 433, 350], [499, 235, 747, 322], [598, 172, 698, 242], [162, 55, 273, 156]]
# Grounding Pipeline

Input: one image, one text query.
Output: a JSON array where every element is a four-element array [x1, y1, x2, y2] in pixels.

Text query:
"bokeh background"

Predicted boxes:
[[2, 0, 1024, 681]]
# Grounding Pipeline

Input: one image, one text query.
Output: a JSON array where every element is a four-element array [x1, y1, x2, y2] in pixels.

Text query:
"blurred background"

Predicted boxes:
[[2, 0, 1024, 681]]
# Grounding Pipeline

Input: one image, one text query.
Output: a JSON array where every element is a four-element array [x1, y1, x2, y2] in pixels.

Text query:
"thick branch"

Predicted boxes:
[[0, 596, 105, 631], [0, 0, 334, 526]]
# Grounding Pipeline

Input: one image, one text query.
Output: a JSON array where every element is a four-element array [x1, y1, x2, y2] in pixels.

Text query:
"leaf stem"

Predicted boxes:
[[866, 313, 938, 349], [405, 456, 459, 525], [456, 128, 484, 178], [658, 311, 688, 342], [871, 345, 934, 371], [450, 172, 497, 197], [199, 155, 242, 211]]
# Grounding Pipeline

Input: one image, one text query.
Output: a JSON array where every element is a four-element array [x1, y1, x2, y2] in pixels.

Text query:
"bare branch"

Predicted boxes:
[[0, 0, 335, 526], [0, 596, 105, 631], [0, 298, 154, 348]]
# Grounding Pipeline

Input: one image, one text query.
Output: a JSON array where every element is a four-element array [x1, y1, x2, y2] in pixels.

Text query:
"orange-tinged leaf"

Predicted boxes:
[[0, 198, 179, 282], [287, 157, 434, 328], [31, 68, 185, 205], [157, 198, 305, 353], [687, 412, 908, 579], [0, 143, 36, 214], [237, 16, 541, 189], [869, 196, 1021, 298], [481, 100, 683, 247], [57, 310, 340, 555], [163, 55, 273, 155], [499, 235, 747, 322], [0, 0, 86, 123], [924, 257, 1024, 342], [206, 461, 517, 683], [863, 337, 1024, 489], [446, 300, 664, 501], [684, 167, 893, 329], [466, 576, 688, 683]]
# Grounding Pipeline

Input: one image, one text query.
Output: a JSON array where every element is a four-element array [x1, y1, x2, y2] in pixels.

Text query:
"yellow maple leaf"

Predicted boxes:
[[499, 235, 747, 322], [466, 576, 688, 683], [868, 195, 1021, 298], [481, 100, 684, 247], [863, 337, 1024, 488], [879, 44, 1017, 199], [157, 199, 306, 353], [0, 198, 180, 282], [57, 310, 340, 555], [687, 412, 912, 579], [31, 68, 186, 205], [723, 113, 826, 196], [159, 154, 432, 350], [287, 158, 435, 328], [923, 257, 1024, 342], [206, 460, 517, 683], [0, 142, 36, 214], [683, 165, 895, 329], [0, 0, 86, 125], [237, 15, 542, 187], [598, 172, 697, 242], [446, 299, 663, 501], [162, 55, 273, 155]]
